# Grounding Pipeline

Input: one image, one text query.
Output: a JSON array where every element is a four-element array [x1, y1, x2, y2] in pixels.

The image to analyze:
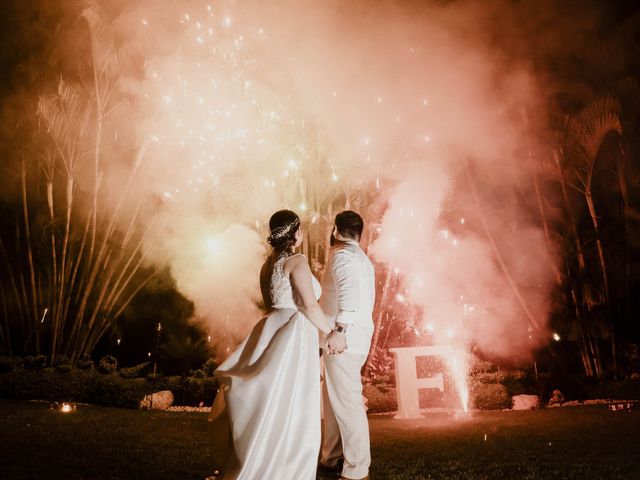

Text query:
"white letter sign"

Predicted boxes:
[[389, 346, 453, 419]]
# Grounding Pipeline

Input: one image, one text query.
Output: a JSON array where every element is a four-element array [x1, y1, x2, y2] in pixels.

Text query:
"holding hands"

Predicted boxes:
[[325, 328, 347, 355]]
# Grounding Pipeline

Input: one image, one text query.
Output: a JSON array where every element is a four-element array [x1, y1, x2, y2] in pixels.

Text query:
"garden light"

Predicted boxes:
[[51, 402, 76, 413]]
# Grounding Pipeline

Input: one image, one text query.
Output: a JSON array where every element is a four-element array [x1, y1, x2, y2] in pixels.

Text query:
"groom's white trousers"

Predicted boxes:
[[321, 352, 370, 479]]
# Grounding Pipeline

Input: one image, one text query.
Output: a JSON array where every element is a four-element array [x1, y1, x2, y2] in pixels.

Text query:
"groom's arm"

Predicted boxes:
[[332, 247, 359, 327]]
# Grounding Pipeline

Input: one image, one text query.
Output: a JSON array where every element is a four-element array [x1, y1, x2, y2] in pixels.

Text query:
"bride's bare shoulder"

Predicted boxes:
[[283, 253, 308, 273]]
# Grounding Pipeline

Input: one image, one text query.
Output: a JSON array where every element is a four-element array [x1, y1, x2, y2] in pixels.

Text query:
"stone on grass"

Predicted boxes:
[[139, 390, 174, 410], [512, 394, 539, 410], [548, 389, 565, 407]]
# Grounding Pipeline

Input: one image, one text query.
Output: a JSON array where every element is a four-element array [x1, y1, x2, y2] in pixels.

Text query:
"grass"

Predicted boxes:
[[363, 407, 640, 480], [1, 400, 639, 480]]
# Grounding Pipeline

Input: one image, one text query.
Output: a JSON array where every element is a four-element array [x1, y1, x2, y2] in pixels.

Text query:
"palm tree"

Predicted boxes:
[[0, 3, 153, 363], [548, 96, 623, 374]]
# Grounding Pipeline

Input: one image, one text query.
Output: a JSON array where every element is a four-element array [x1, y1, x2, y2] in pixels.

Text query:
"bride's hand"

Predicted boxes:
[[326, 330, 347, 355]]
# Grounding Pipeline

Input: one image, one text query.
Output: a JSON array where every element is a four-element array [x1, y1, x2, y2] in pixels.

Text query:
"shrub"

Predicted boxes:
[[470, 380, 510, 410], [364, 384, 397, 413], [148, 375, 183, 397], [89, 374, 148, 408], [119, 362, 151, 379], [589, 378, 640, 400], [0, 356, 22, 372], [178, 376, 218, 405], [0, 367, 220, 408], [367, 348, 394, 382], [0, 369, 44, 400], [501, 370, 535, 397], [98, 355, 118, 374], [469, 356, 498, 374], [0, 368, 97, 403], [54, 354, 73, 373], [77, 354, 94, 370], [202, 358, 218, 376], [189, 368, 207, 379], [472, 371, 508, 385], [24, 355, 47, 370], [539, 371, 595, 401]]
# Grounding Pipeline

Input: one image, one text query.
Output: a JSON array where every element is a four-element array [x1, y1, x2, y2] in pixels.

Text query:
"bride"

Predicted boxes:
[[208, 209, 333, 479]]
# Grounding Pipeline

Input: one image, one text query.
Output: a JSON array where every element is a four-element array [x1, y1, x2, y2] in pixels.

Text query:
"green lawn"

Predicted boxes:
[[1, 400, 639, 479]]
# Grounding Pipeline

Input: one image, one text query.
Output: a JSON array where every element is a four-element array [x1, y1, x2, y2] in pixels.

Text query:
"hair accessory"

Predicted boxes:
[[269, 218, 300, 240]]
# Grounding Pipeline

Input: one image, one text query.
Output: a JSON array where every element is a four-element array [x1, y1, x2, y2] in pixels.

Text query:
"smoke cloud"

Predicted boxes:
[[41, 0, 577, 359]]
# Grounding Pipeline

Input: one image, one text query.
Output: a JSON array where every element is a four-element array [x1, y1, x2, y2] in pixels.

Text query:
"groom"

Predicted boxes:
[[321, 210, 375, 480]]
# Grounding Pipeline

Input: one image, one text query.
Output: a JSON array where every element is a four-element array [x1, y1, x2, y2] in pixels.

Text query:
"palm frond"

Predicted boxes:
[[545, 105, 571, 143], [57, 79, 85, 128], [37, 95, 66, 139], [37, 79, 86, 137], [83, 5, 131, 85], [572, 96, 621, 162], [37, 79, 88, 170], [563, 96, 621, 176]]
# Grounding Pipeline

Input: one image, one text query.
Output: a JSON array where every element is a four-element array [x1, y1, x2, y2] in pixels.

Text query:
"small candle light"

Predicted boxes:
[[56, 402, 75, 413]]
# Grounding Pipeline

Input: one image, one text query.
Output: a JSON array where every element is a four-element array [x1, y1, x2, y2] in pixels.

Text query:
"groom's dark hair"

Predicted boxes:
[[335, 210, 364, 241]]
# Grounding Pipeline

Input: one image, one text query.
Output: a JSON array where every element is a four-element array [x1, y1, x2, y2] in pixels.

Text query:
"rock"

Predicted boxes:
[[548, 389, 565, 407], [139, 390, 174, 410], [167, 406, 211, 412], [512, 394, 539, 410]]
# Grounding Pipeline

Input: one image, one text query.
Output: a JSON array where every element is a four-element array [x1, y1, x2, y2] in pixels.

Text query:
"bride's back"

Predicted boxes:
[[260, 252, 297, 311]]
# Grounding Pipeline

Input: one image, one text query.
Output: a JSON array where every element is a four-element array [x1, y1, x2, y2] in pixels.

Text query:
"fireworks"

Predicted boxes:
[[66, 0, 556, 398], [447, 346, 470, 412]]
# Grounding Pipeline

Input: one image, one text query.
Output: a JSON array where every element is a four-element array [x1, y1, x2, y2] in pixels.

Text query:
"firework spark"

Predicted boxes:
[[84, 0, 555, 376]]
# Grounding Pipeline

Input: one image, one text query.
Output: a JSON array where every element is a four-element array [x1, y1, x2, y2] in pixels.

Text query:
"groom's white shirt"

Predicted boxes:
[[320, 239, 375, 355]]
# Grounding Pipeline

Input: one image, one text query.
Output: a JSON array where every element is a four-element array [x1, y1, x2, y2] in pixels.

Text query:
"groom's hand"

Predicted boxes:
[[326, 330, 347, 355]]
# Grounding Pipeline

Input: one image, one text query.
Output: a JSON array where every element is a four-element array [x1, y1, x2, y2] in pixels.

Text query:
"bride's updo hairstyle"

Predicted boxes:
[[268, 209, 301, 252]]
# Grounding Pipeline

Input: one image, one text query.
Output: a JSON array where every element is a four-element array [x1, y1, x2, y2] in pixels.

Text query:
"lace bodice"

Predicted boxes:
[[270, 253, 321, 309]]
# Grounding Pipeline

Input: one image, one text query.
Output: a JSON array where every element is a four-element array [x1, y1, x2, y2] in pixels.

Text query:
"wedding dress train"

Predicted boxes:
[[210, 254, 321, 479]]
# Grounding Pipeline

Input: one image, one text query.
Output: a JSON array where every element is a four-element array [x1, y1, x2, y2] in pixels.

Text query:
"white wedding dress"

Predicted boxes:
[[211, 253, 322, 479]]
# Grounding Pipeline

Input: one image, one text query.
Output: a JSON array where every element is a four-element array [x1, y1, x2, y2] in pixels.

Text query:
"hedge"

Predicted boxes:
[[0, 362, 218, 409]]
